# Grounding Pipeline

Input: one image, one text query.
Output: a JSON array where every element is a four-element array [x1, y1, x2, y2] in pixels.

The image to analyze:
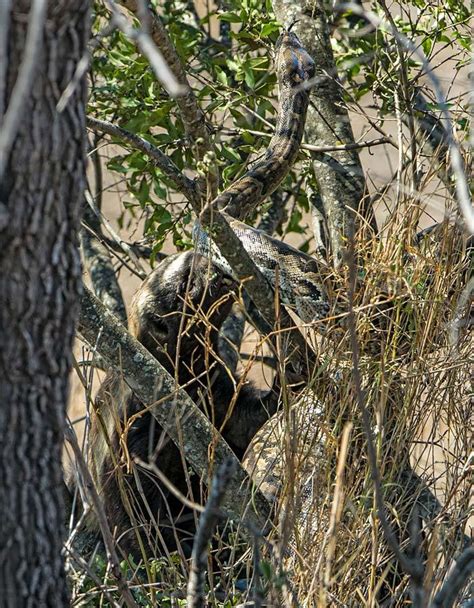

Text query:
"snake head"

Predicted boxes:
[[275, 29, 315, 87]]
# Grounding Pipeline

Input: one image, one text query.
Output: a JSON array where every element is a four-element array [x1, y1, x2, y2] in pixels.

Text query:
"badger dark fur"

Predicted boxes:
[[87, 251, 279, 558]]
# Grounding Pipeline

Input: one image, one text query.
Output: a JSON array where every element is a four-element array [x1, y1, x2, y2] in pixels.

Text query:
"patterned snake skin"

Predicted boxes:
[[194, 30, 329, 323]]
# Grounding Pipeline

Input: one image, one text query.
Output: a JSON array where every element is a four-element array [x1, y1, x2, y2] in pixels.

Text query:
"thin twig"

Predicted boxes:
[[86, 116, 200, 206], [339, 2, 473, 233], [85, 188, 147, 278], [57, 21, 117, 113], [105, 0, 185, 97], [186, 459, 237, 608], [237, 128, 394, 153], [0, 0, 47, 179], [64, 424, 140, 608]]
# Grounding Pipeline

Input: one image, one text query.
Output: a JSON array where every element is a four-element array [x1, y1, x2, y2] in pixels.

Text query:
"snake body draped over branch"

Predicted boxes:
[[194, 30, 330, 323]]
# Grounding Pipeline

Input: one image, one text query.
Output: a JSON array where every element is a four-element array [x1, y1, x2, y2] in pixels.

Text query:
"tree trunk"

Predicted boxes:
[[0, 3, 89, 606], [272, 0, 373, 262]]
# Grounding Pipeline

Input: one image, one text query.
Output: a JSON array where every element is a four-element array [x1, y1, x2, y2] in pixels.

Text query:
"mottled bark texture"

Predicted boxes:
[[0, 3, 89, 606], [272, 0, 372, 262], [81, 203, 127, 323]]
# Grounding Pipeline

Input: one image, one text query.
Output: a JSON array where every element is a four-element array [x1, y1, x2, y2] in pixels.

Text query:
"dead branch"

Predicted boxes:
[[186, 459, 237, 608]]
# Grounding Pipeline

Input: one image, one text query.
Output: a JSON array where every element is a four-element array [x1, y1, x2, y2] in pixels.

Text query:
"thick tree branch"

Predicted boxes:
[[77, 286, 271, 531], [197, 209, 319, 380], [86, 115, 317, 377], [430, 547, 474, 608]]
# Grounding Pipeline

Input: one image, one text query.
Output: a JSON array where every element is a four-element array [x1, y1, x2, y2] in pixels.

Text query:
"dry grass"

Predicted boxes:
[[64, 203, 472, 607], [64, 2, 472, 605]]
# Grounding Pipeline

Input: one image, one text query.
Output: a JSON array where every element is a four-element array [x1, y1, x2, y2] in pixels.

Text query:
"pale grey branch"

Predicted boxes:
[[105, 0, 186, 97]]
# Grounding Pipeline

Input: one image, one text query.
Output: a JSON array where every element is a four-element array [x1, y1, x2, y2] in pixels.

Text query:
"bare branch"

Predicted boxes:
[[118, 0, 210, 156], [240, 128, 393, 154], [0, 0, 47, 179], [430, 547, 474, 608], [99, 233, 160, 261], [85, 189, 147, 278], [86, 116, 200, 206], [186, 459, 237, 608]]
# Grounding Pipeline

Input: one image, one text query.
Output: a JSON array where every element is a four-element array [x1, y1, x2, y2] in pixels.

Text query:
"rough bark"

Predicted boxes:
[[81, 203, 127, 324], [272, 0, 372, 262], [0, 2, 89, 606]]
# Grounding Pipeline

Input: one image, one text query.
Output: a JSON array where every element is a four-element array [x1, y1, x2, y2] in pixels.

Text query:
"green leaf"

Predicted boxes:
[[260, 22, 280, 37], [243, 64, 255, 88], [215, 66, 229, 87], [219, 12, 241, 23]]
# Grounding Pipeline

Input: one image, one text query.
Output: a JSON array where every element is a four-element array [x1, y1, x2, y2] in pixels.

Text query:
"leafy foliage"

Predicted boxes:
[[75, 1, 472, 606]]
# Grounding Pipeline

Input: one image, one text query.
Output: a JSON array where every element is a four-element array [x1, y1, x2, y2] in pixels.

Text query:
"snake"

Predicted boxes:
[[193, 29, 330, 323]]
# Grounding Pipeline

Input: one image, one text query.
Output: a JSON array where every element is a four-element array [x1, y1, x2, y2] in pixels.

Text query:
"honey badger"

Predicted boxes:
[[87, 251, 280, 558]]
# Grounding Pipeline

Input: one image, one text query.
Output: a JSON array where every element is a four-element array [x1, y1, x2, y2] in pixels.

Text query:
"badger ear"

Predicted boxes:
[[148, 313, 169, 340]]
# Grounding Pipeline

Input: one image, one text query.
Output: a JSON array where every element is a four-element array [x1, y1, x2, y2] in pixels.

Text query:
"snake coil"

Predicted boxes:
[[194, 30, 329, 323]]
